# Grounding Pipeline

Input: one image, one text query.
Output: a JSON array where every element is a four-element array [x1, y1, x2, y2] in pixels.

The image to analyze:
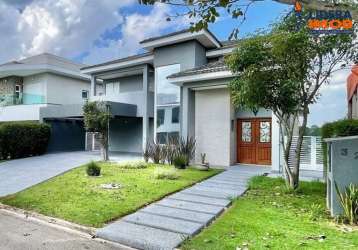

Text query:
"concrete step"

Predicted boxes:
[[123, 212, 203, 235], [140, 204, 215, 224], [168, 193, 231, 207], [96, 221, 187, 250], [156, 198, 225, 215]]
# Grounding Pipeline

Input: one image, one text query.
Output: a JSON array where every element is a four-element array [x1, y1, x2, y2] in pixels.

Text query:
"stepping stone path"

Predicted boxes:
[[96, 165, 268, 250]]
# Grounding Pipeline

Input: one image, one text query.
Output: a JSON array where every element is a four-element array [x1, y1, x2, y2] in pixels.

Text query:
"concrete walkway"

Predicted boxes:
[[96, 165, 269, 250]]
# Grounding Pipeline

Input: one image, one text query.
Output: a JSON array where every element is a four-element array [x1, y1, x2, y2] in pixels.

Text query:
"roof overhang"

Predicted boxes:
[[0, 64, 89, 81], [206, 47, 235, 58], [140, 30, 221, 51], [168, 70, 233, 86], [81, 54, 154, 75]]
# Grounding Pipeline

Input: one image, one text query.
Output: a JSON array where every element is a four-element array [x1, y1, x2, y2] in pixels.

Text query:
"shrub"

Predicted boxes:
[[0, 122, 51, 160], [148, 142, 162, 164], [322, 119, 358, 170], [154, 168, 180, 180], [173, 155, 187, 169], [178, 136, 196, 166], [117, 161, 147, 169], [143, 143, 151, 163], [86, 161, 101, 176], [334, 182, 358, 225]]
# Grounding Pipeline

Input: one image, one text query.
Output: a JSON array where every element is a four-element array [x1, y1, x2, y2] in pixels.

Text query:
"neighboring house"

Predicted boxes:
[[0, 53, 91, 152], [81, 29, 281, 169], [347, 65, 358, 119]]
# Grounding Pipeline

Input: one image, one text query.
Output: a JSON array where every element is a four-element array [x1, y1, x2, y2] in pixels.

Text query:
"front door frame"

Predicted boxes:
[[237, 117, 272, 165]]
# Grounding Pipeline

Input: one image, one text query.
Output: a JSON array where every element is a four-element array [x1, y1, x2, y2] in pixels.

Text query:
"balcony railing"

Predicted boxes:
[[0, 93, 46, 107]]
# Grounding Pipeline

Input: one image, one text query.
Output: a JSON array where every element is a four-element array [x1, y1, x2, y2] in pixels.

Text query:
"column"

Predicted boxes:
[[90, 75, 97, 97], [181, 86, 190, 140], [142, 65, 149, 152]]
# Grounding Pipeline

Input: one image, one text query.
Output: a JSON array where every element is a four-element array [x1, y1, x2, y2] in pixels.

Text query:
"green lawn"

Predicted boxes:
[[182, 176, 358, 250], [0, 162, 220, 227]]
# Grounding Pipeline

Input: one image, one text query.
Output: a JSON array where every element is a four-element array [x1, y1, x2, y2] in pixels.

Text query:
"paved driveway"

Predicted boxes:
[[0, 151, 100, 197]]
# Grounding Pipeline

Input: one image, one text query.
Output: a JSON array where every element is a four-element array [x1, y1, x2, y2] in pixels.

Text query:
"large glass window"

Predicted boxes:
[[155, 64, 181, 143]]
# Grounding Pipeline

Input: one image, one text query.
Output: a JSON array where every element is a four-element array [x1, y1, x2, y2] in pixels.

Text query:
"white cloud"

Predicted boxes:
[[0, 0, 135, 63], [82, 3, 189, 64], [308, 68, 350, 126]]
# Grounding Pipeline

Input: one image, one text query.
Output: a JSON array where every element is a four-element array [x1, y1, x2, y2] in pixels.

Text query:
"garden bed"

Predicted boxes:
[[0, 162, 221, 227]]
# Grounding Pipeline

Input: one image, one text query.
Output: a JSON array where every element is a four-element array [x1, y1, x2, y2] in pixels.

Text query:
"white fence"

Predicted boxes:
[[283, 136, 324, 171]]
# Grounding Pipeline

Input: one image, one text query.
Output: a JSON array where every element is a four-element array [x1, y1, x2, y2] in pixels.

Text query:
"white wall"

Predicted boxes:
[[0, 104, 47, 121], [46, 73, 89, 105], [195, 88, 231, 166]]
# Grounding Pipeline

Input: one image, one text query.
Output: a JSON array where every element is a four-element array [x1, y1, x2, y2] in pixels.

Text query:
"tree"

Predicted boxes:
[[226, 14, 357, 189], [83, 101, 111, 161], [139, 0, 358, 39]]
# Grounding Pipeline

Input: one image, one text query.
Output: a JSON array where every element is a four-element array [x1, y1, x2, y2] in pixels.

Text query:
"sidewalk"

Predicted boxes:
[[96, 165, 269, 250]]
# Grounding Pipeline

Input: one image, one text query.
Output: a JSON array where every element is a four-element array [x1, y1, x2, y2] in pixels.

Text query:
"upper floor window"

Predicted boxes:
[[82, 90, 89, 99], [106, 81, 120, 96], [172, 106, 179, 124], [157, 109, 165, 127], [155, 64, 181, 106]]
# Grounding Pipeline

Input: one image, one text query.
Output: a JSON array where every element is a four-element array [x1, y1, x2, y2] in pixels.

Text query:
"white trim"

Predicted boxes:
[[168, 71, 233, 85], [81, 55, 154, 75], [324, 135, 358, 142], [191, 84, 227, 90], [141, 30, 221, 51], [206, 47, 235, 58]]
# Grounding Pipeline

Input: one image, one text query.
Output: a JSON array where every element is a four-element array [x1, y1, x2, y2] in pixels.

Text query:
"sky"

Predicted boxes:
[[0, 0, 351, 126]]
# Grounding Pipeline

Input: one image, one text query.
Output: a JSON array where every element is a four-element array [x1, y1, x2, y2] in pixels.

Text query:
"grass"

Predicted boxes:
[[182, 176, 358, 250], [0, 162, 220, 227]]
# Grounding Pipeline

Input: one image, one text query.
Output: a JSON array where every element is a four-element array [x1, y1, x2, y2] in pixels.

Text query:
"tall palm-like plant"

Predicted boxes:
[[334, 182, 358, 225]]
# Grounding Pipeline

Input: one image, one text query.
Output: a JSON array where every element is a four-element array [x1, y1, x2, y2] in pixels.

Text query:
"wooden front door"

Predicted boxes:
[[237, 118, 272, 165]]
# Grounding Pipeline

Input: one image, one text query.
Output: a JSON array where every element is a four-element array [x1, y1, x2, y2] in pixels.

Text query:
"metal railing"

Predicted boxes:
[[283, 136, 324, 171]]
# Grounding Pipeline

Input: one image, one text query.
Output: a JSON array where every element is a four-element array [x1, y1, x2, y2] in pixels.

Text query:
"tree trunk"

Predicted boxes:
[[100, 132, 109, 161], [290, 105, 309, 189]]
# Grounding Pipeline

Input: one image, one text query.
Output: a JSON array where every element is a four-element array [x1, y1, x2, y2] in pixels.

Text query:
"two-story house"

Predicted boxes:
[[348, 65, 358, 119], [0, 53, 91, 152], [82, 29, 281, 169]]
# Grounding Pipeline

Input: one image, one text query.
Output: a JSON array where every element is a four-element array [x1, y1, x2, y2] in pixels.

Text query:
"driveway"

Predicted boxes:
[[0, 209, 129, 250], [0, 151, 100, 197]]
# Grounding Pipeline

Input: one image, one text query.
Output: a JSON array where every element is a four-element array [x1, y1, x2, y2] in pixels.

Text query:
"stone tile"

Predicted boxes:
[[156, 198, 225, 215], [96, 221, 187, 250], [196, 182, 243, 191], [189, 186, 243, 198], [123, 211, 203, 235], [181, 188, 232, 200], [169, 193, 231, 207], [141, 204, 216, 224]]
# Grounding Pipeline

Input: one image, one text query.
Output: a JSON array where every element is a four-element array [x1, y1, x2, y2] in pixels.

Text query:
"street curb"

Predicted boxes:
[[0, 203, 136, 250]]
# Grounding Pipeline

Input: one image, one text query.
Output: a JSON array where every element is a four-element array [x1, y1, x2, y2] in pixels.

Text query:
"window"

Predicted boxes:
[[259, 121, 271, 143], [157, 109, 165, 127], [15, 85, 22, 99], [241, 122, 252, 142], [171, 106, 179, 123], [155, 64, 181, 142], [106, 81, 120, 96], [82, 90, 89, 99]]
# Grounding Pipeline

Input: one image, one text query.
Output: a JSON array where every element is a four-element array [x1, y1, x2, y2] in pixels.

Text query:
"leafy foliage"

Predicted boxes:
[[174, 154, 187, 169], [334, 182, 358, 225], [0, 122, 51, 160], [83, 101, 111, 161], [154, 168, 180, 180], [86, 161, 101, 176], [321, 119, 358, 169]]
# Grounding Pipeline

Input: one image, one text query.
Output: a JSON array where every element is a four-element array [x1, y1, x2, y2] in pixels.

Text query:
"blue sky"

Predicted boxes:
[[0, 0, 350, 126]]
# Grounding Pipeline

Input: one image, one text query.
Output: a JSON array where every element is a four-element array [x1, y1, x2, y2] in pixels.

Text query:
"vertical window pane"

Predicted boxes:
[[155, 64, 181, 142], [157, 132, 167, 144], [157, 109, 165, 127], [171, 106, 179, 124], [260, 121, 271, 143], [242, 122, 252, 142]]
